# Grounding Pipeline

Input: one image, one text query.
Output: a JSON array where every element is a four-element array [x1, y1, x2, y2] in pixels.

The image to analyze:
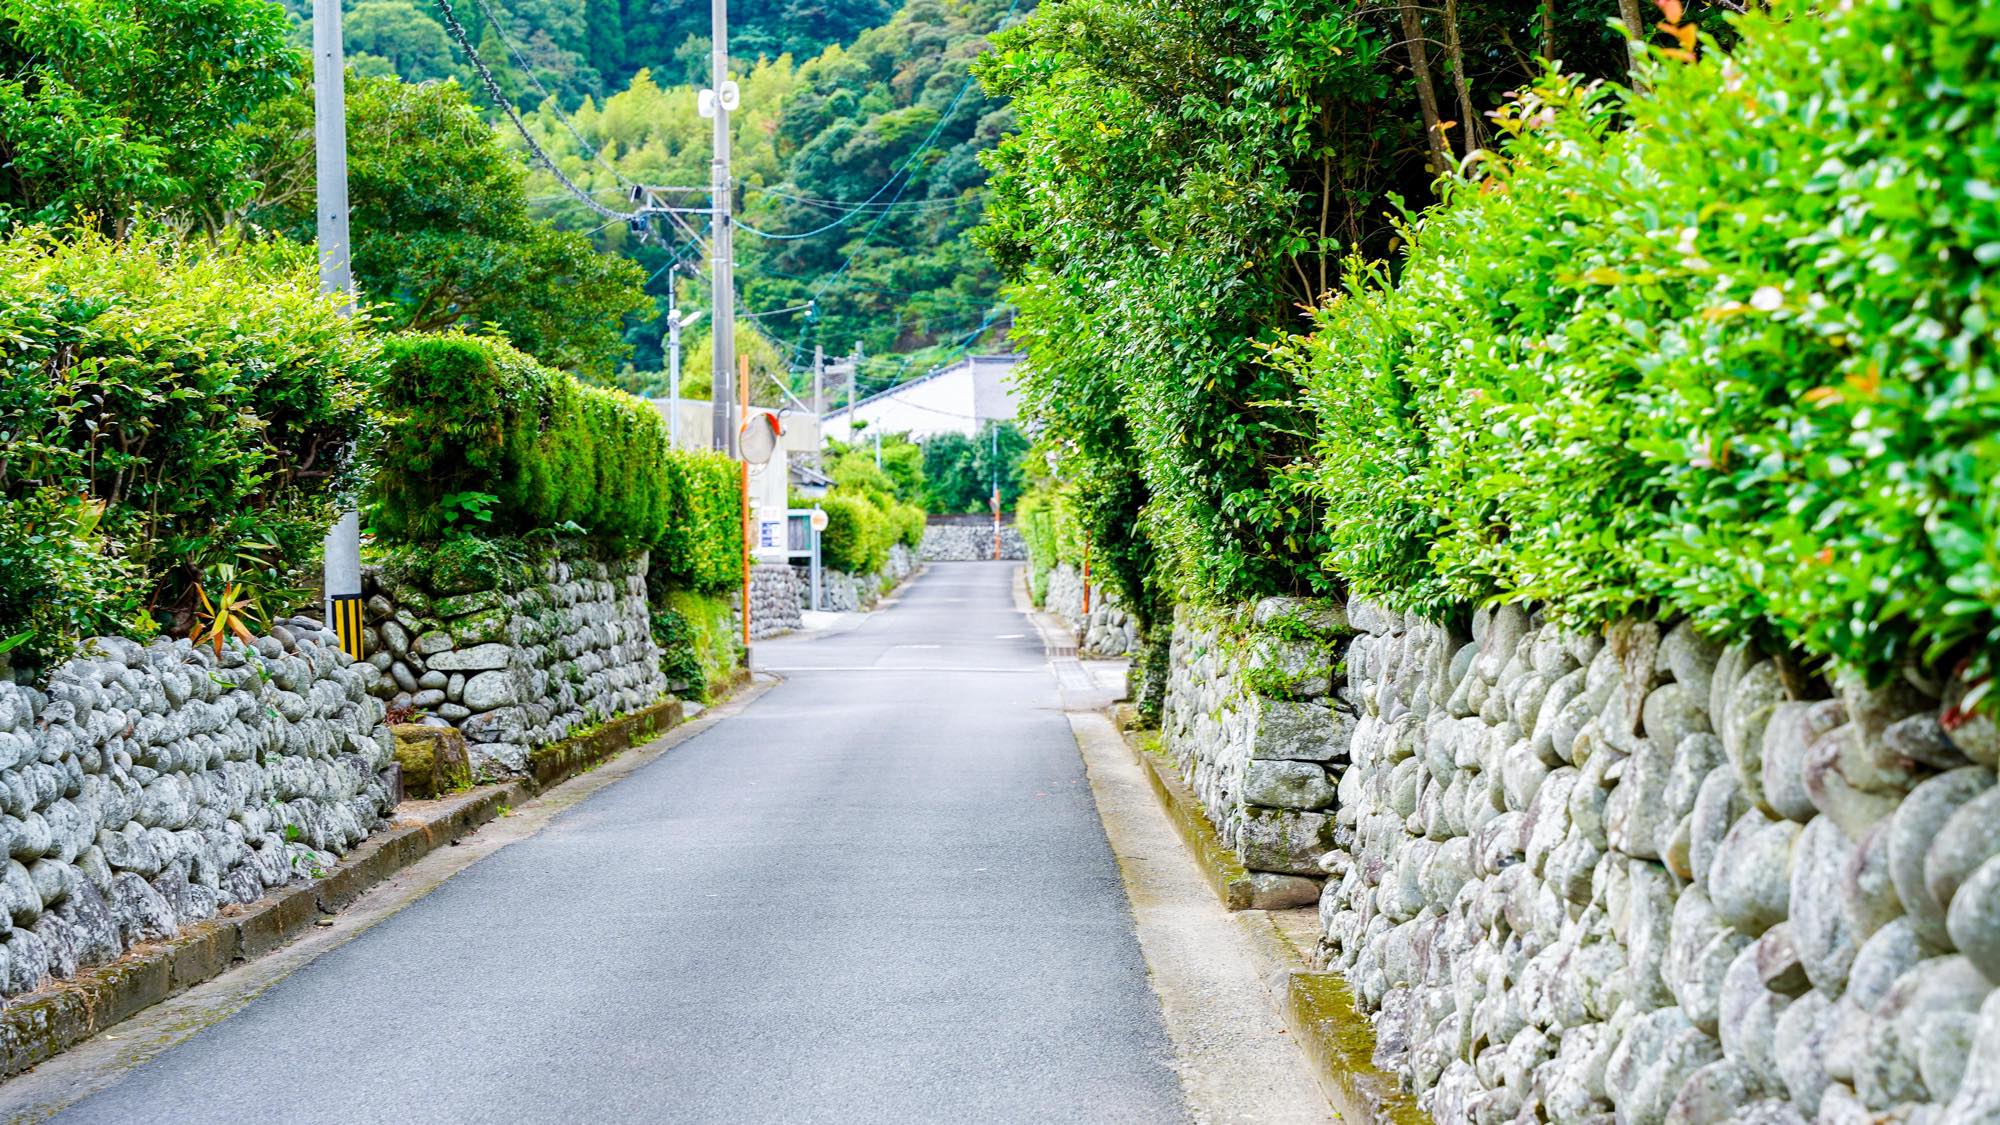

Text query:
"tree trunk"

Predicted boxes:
[[1442, 0, 1482, 156], [1399, 0, 1451, 174], [1618, 0, 1649, 89], [1541, 0, 1557, 63]]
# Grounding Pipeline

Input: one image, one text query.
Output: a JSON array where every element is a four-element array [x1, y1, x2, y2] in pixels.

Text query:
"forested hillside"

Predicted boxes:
[[286, 0, 1021, 398]]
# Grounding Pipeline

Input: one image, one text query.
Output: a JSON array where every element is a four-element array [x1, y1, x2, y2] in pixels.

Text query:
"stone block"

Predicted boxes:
[[1250, 698, 1354, 761], [1241, 760, 1336, 810], [1237, 807, 1335, 875], [390, 725, 471, 800]]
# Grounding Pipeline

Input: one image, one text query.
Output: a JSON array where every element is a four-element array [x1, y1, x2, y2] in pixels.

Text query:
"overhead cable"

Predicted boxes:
[[434, 0, 643, 222]]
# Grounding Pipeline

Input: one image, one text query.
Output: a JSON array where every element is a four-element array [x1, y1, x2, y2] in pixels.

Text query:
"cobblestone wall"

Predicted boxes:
[[364, 546, 665, 779], [1318, 598, 2000, 1123], [794, 543, 919, 614], [0, 621, 395, 1000], [1159, 598, 1353, 907], [747, 564, 802, 639], [1043, 564, 1139, 657], [920, 523, 1026, 561]]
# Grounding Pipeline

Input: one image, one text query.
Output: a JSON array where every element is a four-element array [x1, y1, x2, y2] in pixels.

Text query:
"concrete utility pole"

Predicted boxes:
[[705, 0, 738, 456], [847, 340, 861, 444], [314, 0, 364, 659]]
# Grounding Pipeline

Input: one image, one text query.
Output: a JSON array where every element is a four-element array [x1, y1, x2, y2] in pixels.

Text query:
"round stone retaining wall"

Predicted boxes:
[[362, 545, 666, 779], [920, 523, 1026, 561], [1043, 563, 1139, 657], [0, 620, 396, 1001], [1313, 597, 2000, 1122]]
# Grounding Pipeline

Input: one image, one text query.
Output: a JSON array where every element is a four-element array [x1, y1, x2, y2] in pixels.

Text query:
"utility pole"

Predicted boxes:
[[704, 0, 738, 456], [847, 340, 861, 444], [314, 0, 363, 660], [811, 344, 825, 466]]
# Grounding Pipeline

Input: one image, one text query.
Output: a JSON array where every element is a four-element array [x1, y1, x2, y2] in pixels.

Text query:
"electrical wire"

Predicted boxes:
[[464, 0, 640, 189], [434, 0, 644, 221]]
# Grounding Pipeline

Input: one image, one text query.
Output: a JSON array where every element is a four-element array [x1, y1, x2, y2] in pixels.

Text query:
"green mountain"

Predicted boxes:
[[279, 0, 1019, 399]]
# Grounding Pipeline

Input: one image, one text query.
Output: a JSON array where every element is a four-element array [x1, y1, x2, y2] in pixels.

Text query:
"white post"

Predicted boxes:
[[668, 290, 683, 448], [314, 0, 363, 657]]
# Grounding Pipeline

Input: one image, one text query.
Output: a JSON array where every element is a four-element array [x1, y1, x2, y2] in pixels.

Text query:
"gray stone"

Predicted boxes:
[[1710, 810, 1797, 936], [1250, 597, 1348, 636], [1246, 872, 1322, 910], [1943, 989, 2000, 1119], [1240, 760, 1335, 810], [1761, 701, 1840, 823], [1789, 815, 1857, 993], [1925, 784, 2000, 923], [460, 670, 519, 712], [1658, 620, 1724, 702], [411, 630, 454, 656], [1243, 635, 1334, 699], [1249, 698, 1351, 761], [1946, 854, 2000, 982], [1237, 807, 1334, 875], [427, 643, 515, 674], [1890, 767, 1992, 945], [1884, 713, 1969, 770], [1840, 821, 1902, 944]]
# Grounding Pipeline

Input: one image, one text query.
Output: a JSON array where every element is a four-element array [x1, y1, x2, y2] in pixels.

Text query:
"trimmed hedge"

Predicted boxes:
[[652, 450, 742, 595], [370, 332, 673, 547], [0, 228, 377, 665], [1281, 0, 2000, 686]]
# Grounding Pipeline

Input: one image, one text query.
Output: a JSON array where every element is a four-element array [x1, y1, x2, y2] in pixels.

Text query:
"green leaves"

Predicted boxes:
[[1284, 0, 2000, 688], [0, 226, 377, 665]]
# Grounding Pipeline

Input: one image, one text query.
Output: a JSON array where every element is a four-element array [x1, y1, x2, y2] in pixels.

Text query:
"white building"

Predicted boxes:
[[822, 353, 1023, 443]]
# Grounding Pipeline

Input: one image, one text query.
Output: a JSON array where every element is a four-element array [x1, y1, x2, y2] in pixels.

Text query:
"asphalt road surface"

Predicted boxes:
[[53, 561, 1189, 1124]]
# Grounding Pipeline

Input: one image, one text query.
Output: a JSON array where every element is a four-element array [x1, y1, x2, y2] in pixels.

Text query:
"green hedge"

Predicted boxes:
[[369, 332, 672, 547], [652, 450, 742, 595], [0, 228, 377, 665], [1281, 0, 2000, 686]]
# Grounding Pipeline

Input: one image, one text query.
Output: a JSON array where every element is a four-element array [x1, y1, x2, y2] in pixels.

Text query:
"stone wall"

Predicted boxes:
[[1313, 597, 2000, 1122], [1043, 563, 1139, 657], [747, 564, 803, 639], [364, 547, 666, 779], [794, 543, 919, 614], [1159, 599, 1352, 908], [0, 620, 395, 1000], [920, 522, 1026, 561]]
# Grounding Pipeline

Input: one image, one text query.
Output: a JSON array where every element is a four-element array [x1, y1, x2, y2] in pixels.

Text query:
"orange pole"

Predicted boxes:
[[1082, 532, 1092, 615], [739, 355, 752, 652]]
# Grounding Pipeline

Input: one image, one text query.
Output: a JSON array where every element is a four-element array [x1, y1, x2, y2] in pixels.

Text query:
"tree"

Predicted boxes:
[[923, 421, 1027, 513], [346, 0, 464, 84], [244, 73, 651, 376], [0, 0, 298, 232]]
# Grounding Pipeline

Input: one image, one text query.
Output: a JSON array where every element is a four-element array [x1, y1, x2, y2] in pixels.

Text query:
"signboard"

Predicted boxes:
[[809, 507, 829, 532], [758, 519, 784, 550]]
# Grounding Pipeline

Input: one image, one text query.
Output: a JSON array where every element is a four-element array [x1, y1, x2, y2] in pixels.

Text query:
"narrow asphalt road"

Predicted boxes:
[[52, 561, 1188, 1124]]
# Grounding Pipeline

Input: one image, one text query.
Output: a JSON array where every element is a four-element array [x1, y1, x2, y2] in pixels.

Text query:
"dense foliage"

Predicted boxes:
[[0, 0, 298, 231], [0, 229, 377, 664], [368, 332, 673, 546], [278, 0, 890, 103], [1282, 0, 2000, 687], [976, 0, 1647, 613], [1017, 484, 1082, 604], [921, 421, 1028, 513], [651, 450, 744, 594], [801, 452, 925, 574], [650, 587, 742, 702], [243, 72, 651, 378]]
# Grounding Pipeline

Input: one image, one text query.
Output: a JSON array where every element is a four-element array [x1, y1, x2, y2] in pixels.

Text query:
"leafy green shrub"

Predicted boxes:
[[0, 228, 377, 665], [1283, 0, 2000, 686], [652, 450, 742, 594], [369, 332, 671, 548], [651, 587, 741, 702], [817, 492, 889, 574], [890, 502, 926, 551]]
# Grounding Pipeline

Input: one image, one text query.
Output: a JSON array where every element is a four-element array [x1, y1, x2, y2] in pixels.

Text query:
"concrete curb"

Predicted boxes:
[[1124, 734, 1258, 911], [1115, 727, 1428, 1125], [0, 683, 720, 1080]]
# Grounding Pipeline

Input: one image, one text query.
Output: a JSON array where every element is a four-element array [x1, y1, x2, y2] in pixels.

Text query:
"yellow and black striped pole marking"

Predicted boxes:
[[329, 593, 366, 660]]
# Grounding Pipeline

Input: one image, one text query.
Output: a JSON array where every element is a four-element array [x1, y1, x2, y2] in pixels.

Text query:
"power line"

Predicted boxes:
[[434, 0, 644, 222], [464, 0, 639, 189]]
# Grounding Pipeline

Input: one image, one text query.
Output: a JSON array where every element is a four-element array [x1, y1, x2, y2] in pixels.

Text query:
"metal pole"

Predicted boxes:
[[667, 277, 682, 448], [708, 0, 736, 456], [314, 0, 363, 659], [811, 512, 822, 612], [739, 354, 752, 651], [847, 343, 858, 445]]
